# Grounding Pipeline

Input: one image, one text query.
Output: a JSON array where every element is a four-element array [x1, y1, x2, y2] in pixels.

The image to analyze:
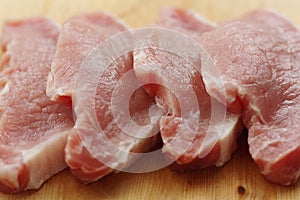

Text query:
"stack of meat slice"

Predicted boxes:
[[1, 7, 300, 194], [133, 7, 242, 170], [47, 13, 162, 183], [0, 18, 74, 193], [200, 10, 300, 185]]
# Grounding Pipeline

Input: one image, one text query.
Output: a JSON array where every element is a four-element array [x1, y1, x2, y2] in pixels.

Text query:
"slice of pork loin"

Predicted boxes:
[[46, 12, 129, 104], [0, 18, 74, 193], [200, 10, 300, 185], [53, 13, 161, 183], [134, 7, 242, 170]]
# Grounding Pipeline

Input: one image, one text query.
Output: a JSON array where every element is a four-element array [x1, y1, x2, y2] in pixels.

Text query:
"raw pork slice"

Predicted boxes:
[[46, 12, 129, 104], [134, 7, 242, 170], [200, 10, 300, 185], [53, 13, 161, 183], [0, 18, 74, 193]]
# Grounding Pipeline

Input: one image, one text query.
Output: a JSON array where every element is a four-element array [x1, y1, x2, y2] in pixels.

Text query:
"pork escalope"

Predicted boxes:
[[0, 18, 74, 193], [200, 10, 300, 185], [133, 7, 242, 170]]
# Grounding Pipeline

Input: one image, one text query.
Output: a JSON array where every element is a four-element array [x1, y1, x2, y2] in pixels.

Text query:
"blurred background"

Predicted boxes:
[[0, 0, 300, 28]]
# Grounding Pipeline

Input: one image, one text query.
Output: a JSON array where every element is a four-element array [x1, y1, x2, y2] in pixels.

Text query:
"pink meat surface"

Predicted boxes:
[[46, 12, 129, 104], [200, 10, 300, 185], [0, 18, 74, 193], [134, 7, 242, 170], [55, 13, 161, 183]]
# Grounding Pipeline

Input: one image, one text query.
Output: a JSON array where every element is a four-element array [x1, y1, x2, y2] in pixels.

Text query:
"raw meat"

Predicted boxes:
[[54, 13, 161, 183], [155, 7, 215, 39], [200, 10, 300, 185], [133, 7, 242, 170], [0, 18, 74, 193], [46, 12, 129, 104]]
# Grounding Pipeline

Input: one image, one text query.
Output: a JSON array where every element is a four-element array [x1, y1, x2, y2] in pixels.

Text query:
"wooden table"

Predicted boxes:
[[0, 0, 300, 199]]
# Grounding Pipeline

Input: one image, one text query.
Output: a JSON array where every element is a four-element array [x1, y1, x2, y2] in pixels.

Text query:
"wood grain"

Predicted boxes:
[[0, 0, 300, 199]]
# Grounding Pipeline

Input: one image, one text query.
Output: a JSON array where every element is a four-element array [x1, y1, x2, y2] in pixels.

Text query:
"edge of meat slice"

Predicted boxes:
[[200, 9, 300, 185], [57, 13, 161, 183], [155, 6, 216, 38], [133, 7, 243, 170], [0, 18, 74, 193]]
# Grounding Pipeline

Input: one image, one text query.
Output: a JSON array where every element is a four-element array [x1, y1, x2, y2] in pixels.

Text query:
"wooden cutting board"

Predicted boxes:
[[1, 0, 300, 199]]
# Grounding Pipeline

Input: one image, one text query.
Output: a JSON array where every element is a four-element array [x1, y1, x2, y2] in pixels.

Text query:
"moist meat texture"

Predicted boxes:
[[0, 18, 74, 193], [46, 12, 128, 104], [200, 10, 300, 185], [134, 7, 242, 170], [54, 13, 161, 183]]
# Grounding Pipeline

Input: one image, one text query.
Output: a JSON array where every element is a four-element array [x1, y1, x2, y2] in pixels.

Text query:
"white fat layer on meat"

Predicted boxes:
[[47, 71, 72, 101], [46, 71, 55, 98], [187, 9, 216, 27], [0, 78, 10, 95], [22, 129, 69, 189], [200, 47, 227, 103], [200, 47, 249, 106], [194, 110, 240, 166], [0, 161, 21, 189], [215, 114, 240, 166], [65, 138, 83, 166], [249, 103, 266, 124], [46, 66, 67, 101]]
